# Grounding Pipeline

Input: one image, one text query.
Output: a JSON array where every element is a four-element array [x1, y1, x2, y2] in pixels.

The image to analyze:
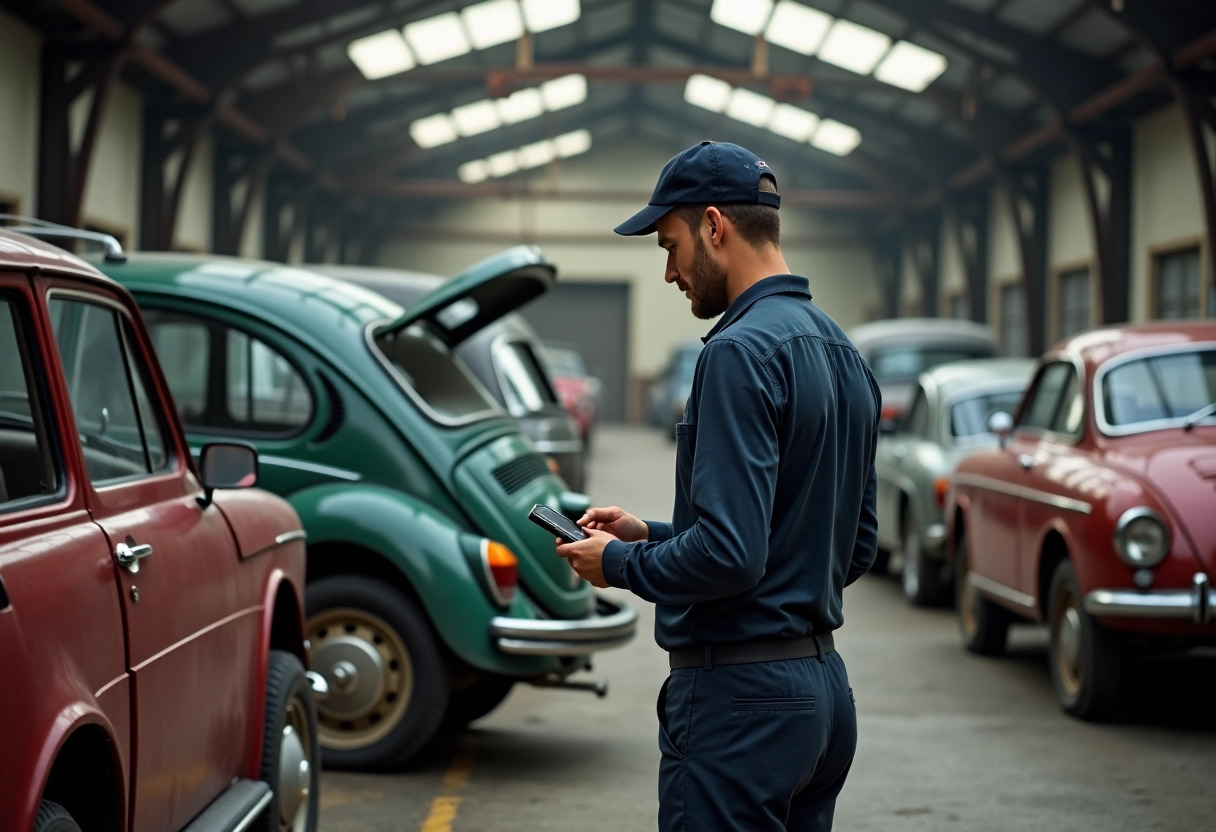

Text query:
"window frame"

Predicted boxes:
[[1050, 260, 1093, 344], [1150, 237, 1207, 320], [994, 277, 1026, 358], [1015, 358, 1087, 444]]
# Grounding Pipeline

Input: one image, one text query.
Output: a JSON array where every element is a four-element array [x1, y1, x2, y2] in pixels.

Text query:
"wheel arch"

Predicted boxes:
[[1037, 529, 1071, 621], [40, 721, 124, 832]]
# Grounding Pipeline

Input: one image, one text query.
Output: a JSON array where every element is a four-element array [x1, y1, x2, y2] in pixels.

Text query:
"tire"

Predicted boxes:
[[33, 801, 81, 832], [440, 674, 516, 732], [870, 547, 891, 576], [305, 575, 448, 770], [901, 505, 946, 606], [1047, 560, 1125, 720], [256, 650, 319, 832], [954, 524, 1010, 656]]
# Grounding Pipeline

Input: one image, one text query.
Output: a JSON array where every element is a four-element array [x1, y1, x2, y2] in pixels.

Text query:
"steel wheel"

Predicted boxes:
[[257, 650, 319, 832], [277, 694, 315, 832], [1047, 560, 1125, 720], [954, 523, 1010, 655]]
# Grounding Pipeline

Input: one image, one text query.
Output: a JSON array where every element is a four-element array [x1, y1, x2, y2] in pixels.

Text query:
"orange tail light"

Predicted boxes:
[[482, 540, 518, 606]]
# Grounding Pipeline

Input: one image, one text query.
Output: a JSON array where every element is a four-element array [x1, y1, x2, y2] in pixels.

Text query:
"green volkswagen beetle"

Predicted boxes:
[[92, 246, 637, 770]]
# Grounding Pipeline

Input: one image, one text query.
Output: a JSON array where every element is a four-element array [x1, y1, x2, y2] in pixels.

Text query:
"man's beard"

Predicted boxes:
[[688, 235, 730, 320]]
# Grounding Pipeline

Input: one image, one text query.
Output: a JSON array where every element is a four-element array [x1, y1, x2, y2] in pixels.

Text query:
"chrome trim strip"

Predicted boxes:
[[489, 597, 638, 646], [1092, 341, 1216, 437], [969, 573, 1037, 609], [275, 529, 308, 545], [952, 473, 1093, 515], [531, 439, 584, 454], [257, 454, 362, 482], [1085, 588, 1216, 623], [231, 790, 275, 832], [496, 635, 636, 655]]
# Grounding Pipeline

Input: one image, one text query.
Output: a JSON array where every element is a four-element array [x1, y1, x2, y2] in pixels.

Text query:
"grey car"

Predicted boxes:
[[306, 264, 587, 492], [875, 358, 1035, 605], [647, 340, 702, 439]]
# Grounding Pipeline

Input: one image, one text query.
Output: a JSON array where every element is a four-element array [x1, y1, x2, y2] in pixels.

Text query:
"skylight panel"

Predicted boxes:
[[768, 104, 820, 142], [462, 0, 525, 49], [554, 129, 592, 158], [486, 150, 520, 177], [874, 40, 948, 92], [517, 139, 557, 169], [347, 30, 416, 80], [817, 19, 892, 75], [409, 113, 458, 148], [522, 0, 581, 33], [541, 74, 588, 110], [764, 1, 832, 56], [684, 73, 732, 112], [725, 88, 776, 128], [458, 160, 490, 183], [710, 0, 774, 36], [450, 99, 502, 137], [403, 12, 471, 65], [811, 119, 862, 156], [496, 88, 545, 123]]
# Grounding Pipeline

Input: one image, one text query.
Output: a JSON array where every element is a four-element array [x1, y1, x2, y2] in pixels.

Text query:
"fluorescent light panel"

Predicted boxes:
[[710, 0, 774, 36], [458, 160, 490, 183], [541, 74, 588, 110], [764, 1, 832, 56], [486, 150, 519, 177], [554, 129, 591, 158], [768, 103, 819, 142], [725, 88, 776, 127], [496, 88, 545, 123], [517, 139, 557, 169], [347, 30, 415, 80], [874, 41, 948, 92], [522, 0, 581, 33], [817, 19, 892, 74], [462, 0, 525, 49], [812, 119, 862, 156], [684, 74, 732, 112], [403, 12, 471, 65], [458, 131, 591, 182], [410, 113, 458, 148], [450, 99, 502, 137]]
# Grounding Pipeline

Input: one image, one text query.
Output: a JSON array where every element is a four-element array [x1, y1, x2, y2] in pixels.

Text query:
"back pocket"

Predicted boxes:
[[732, 696, 816, 713]]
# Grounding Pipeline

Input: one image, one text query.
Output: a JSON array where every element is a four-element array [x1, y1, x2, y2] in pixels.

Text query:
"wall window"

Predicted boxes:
[[1154, 246, 1201, 319], [1057, 266, 1091, 339], [999, 283, 1026, 357]]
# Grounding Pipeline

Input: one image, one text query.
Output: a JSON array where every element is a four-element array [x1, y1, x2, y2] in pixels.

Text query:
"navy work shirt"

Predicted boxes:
[[601, 274, 881, 651]]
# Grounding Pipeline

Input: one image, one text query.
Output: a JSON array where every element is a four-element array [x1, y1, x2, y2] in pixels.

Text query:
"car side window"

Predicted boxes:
[[0, 294, 59, 507], [50, 297, 169, 484], [1020, 362, 1080, 436], [143, 309, 312, 435]]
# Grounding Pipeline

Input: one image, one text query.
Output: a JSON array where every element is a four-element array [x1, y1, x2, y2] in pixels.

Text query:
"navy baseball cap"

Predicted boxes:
[[614, 141, 780, 236]]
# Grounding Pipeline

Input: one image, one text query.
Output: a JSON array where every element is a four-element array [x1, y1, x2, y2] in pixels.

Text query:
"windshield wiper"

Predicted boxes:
[[1182, 401, 1216, 431]]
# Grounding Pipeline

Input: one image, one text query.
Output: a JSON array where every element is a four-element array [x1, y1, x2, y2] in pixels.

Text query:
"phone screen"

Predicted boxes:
[[529, 504, 587, 542]]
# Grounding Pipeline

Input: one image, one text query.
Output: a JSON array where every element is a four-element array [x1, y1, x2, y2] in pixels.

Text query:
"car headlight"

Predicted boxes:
[[1113, 507, 1170, 568]]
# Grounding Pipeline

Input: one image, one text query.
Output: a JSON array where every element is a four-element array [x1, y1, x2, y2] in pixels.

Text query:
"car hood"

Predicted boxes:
[[377, 246, 556, 348], [1105, 428, 1216, 571]]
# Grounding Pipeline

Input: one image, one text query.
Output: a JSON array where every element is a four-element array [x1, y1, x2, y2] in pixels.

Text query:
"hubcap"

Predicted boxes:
[[1053, 589, 1083, 696], [307, 607, 413, 750], [277, 698, 313, 832]]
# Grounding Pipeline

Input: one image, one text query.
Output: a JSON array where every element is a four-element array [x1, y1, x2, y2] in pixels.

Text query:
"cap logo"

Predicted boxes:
[[756, 160, 768, 169]]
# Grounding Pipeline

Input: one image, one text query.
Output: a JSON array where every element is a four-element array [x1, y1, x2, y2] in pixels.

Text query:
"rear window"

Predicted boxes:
[[375, 323, 500, 422], [870, 345, 994, 385]]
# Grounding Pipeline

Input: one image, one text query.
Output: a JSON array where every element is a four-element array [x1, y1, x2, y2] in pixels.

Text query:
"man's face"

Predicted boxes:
[[655, 212, 730, 320]]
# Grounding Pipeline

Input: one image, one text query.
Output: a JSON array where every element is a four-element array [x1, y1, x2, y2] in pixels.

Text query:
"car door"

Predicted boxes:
[[876, 385, 928, 550], [46, 285, 255, 832]]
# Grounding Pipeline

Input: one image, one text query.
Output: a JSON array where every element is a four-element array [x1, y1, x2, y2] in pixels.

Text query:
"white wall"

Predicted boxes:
[[0, 12, 40, 213], [939, 206, 966, 311], [377, 140, 881, 377], [71, 81, 143, 247]]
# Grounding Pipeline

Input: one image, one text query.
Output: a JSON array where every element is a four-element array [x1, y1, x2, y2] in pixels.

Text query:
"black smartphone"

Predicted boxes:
[[528, 504, 587, 543]]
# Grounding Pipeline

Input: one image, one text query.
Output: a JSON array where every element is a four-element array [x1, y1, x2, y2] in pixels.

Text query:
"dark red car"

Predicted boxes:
[[541, 341, 600, 445], [947, 321, 1216, 720], [0, 230, 319, 831]]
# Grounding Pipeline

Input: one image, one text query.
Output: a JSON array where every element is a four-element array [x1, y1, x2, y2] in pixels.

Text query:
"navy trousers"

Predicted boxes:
[[656, 650, 857, 832]]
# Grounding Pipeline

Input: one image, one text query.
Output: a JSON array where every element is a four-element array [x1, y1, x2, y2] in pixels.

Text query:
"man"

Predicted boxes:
[[555, 141, 881, 832]]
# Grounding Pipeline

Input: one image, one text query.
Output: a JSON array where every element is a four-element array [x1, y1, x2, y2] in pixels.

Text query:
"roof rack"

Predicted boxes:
[[0, 214, 127, 263]]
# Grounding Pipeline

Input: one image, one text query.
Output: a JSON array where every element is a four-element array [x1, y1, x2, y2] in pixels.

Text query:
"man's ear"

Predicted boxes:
[[704, 206, 724, 246]]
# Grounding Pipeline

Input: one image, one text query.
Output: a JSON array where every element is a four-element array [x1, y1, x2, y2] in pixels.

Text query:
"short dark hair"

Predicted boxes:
[[675, 174, 780, 250]]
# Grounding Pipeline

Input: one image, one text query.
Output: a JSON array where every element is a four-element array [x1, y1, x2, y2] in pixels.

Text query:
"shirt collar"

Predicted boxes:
[[702, 274, 812, 343]]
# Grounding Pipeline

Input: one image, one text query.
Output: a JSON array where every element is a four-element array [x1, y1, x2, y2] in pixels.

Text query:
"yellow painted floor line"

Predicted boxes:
[[420, 747, 476, 832]]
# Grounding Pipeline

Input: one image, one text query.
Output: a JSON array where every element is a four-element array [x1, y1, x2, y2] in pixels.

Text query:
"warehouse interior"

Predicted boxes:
[[1, 0, 1215, 421]]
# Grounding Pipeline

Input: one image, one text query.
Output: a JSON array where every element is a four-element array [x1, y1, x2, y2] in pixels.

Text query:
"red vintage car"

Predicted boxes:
[[946, 321, 1216, 720], [0, 229, 319, 832]]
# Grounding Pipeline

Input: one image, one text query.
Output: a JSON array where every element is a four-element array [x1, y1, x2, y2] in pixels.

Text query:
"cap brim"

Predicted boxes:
[[613, 203, 674, 237]]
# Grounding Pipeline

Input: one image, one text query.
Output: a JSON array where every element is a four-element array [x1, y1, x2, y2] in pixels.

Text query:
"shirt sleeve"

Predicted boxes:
[[845, 456, 878, 586], [601, 340, 778, 605]]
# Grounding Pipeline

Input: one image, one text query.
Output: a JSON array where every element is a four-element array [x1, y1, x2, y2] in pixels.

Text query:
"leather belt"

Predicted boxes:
[[668, 633, 836, 670]]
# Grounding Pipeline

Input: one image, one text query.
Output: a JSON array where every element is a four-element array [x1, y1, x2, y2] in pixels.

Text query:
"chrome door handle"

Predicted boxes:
[[116, 542, 154, 573], [1017, 454, 1034, 470]]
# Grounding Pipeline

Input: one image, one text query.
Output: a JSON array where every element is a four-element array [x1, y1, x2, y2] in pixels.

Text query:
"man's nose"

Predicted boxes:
[[664, 256, 679, 284]]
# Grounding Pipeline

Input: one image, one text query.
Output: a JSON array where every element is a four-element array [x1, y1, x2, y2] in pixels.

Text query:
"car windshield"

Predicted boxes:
[[1101, 347, 1216, 430], [869, 346, 993, 385], [542, 345, 586, 377], [951, 390, 1026, 440], [374, 322, 500, 421], [495, 340, 558, 416]]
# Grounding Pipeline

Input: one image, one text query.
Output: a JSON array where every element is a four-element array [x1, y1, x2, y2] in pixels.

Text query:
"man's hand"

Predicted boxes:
[[579, 505, 648, 542], [556, 528, 616, 588]]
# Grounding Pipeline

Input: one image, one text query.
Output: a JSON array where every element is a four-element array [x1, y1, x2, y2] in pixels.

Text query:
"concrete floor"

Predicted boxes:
[[318, 425, 1216, 832]]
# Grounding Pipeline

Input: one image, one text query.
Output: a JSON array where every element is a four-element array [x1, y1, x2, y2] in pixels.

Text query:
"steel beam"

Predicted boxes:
[[906, 211, 942, 318], [1064, 126, 1131, 325], [950, 190, 990, 324], [868, 231, 904, 320], [1000, 166, 1050, 356]]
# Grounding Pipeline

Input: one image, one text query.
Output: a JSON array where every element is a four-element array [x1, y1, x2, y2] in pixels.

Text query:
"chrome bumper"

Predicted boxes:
[[1085, 573, 1216, 624], [489, 595, 638, 656]]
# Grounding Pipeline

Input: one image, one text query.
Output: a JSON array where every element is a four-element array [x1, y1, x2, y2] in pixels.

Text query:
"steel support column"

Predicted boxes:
[[907, 211, 942, 318], [263, 174, 316, 263], [869, 231, 903, 320], [141, 106, 215, 250], [1064, 126, 1132, 324], [950, 190, 990, 323], [212, 147, 272, 256], [1174, 80, 1216, 289], [1000, 166, 1050, 356]]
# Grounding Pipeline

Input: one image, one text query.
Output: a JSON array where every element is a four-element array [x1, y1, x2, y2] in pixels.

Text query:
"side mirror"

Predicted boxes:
[[197, 442, 259, 508], [988, 411, 1013, 448]]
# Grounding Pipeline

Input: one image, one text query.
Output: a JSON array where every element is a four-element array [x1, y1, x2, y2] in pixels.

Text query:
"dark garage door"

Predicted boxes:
[[519, 281, 630, 423]]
